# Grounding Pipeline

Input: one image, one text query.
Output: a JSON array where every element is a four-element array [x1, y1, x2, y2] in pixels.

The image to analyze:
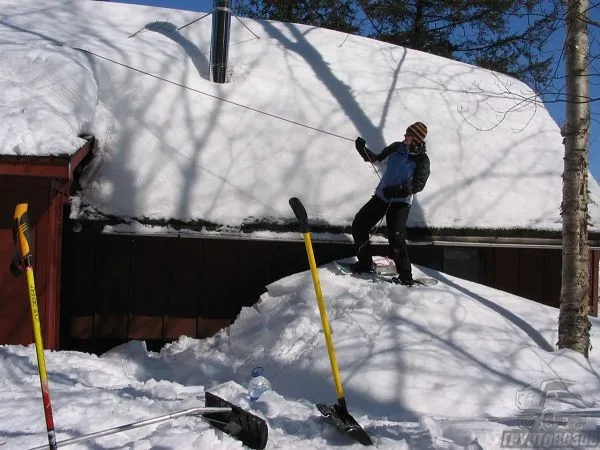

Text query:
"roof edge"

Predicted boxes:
[[72, 214, 600, 249], [0, 135, 94, 179]]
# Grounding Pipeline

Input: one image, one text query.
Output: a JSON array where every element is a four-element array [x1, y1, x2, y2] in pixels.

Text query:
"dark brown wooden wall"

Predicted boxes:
[[0, 176, 66, 349], [60, 226, 598, 353], [419, 244, 597, 316], [481, 247, 598, 315], [60, 225, 364, 352]]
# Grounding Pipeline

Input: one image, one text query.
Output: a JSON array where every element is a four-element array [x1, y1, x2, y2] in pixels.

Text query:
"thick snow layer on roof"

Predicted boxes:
[[1, 0, 598, 231]]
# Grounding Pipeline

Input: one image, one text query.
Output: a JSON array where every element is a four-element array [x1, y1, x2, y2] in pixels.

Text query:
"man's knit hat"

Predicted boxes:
[[406, 122, 427, 143]]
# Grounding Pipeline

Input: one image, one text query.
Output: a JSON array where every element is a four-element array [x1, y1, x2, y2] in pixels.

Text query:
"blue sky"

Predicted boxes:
[[113, 0, 600, 181]]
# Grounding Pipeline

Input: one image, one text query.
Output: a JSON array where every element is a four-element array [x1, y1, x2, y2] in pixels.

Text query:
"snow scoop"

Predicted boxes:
[[203, 391, 268, 449], [289, 197, 373, 446], [29, 392, 268, 450], [12, 204, 57, 450]]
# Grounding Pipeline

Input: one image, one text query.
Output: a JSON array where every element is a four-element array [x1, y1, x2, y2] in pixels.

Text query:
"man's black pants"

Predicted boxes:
[[351, 195, 412, 280]]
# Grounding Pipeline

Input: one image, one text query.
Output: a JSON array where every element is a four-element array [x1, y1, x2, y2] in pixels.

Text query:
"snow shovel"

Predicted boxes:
[[30, 392, 268, 450], [289, 197, 373, 446]]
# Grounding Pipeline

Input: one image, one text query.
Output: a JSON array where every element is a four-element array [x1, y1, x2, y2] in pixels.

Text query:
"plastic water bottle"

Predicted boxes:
[[248, 366, 271, 402]]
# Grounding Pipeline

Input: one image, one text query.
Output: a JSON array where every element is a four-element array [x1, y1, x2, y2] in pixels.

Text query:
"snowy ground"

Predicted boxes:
[[2, 260, 600, 449], [1, 3, 600, 447]]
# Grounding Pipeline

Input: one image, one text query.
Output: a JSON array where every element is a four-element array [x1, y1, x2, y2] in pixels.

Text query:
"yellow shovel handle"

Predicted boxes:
[[301, 232, 345, 400], [288, 197, 345, 400]]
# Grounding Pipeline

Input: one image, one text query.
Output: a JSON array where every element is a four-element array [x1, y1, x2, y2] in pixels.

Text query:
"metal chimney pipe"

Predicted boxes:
[[210, 0, 232, 83]]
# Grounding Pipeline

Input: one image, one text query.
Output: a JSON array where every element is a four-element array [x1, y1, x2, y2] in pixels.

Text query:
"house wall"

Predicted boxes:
[[0, 176, 66, 349], [481, 246, 598, 315], [60, 226, 362, 352], [60, 227, 598, 353]]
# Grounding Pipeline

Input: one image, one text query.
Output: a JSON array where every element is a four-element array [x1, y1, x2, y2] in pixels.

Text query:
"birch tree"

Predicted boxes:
[[558, 0, 591, 357]]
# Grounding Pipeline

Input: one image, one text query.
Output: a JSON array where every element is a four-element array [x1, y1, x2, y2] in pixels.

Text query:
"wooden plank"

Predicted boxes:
[[443, 247, 480, 282], [313, 240, 354, 266], [61, 224, 100, 344], [129, 237, 169, 339], [131, 237, 168, 316], [94, 236, 132, 315], [0, 177, 55, 346], [40, 183, 66, 349], [411, 245, 444, 272], [492, 248, 520, 295], [0, 138, 93, 179], [51, 178, 70, 195], [60, 227, 98, 317], [277, 240, 316, 278], [197, 317, 230, 338], [128, 315, 163, 339], [165, 238, 201, 317], [518, 248, 545, 302], [69, 316, 94, 339], [0, 158, 70, 178], [237, 240, 271, 307], [94, 314, 128, 338], [68, 138, 94, 178], [589, 250, 599, 316], [542, 249, 562, 309], [164, 316, 197, 340], [199, 239, 240, 318], [0, 183, 31, 344], [480, 248, 496, 287]]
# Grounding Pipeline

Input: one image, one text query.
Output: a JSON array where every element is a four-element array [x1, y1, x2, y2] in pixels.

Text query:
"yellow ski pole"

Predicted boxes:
[[13, 204, 57, 450]]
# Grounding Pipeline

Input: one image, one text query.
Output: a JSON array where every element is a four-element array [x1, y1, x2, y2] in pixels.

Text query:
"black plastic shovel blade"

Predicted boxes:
[[317, 403, 373, 446], [203, 392, 268, 450]]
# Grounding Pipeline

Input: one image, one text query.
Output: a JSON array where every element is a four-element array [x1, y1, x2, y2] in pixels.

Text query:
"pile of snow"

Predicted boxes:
[[2, 263, 600, 449]]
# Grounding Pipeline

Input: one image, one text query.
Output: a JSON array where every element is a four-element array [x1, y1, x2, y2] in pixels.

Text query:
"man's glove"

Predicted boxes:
[[355, 137, 372, 162], [383, 183, 411, 199], [355, 137, 366, 151]]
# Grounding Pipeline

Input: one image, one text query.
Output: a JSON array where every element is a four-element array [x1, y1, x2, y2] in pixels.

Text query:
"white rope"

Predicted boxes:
[[355, 150, 390, 261]]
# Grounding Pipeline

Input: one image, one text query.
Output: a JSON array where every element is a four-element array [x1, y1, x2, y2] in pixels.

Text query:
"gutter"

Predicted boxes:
[[99, 226, 600, 250]]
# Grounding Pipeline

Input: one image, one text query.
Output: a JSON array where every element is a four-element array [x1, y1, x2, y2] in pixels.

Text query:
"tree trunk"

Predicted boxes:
[[411, 0, 425, 49], [558, 0, 591, 357]]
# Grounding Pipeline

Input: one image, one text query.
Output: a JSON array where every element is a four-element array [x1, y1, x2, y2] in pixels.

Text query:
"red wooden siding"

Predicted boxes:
[[0, 138, 93, 349], [0, 176, 66, 348], [0, 139, 92, 180], [0, 178, 32, 344]]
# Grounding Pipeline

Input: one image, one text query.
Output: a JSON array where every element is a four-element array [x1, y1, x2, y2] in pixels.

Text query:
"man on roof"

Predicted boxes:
[[350, 122, 430, 286]]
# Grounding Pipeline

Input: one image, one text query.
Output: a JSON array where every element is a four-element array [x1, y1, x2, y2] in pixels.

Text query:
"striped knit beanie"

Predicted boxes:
[[406, 122, 427, 144]]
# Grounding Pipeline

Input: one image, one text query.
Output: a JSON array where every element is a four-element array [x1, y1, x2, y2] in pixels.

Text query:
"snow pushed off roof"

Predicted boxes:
[[3, 262, 600, 449]]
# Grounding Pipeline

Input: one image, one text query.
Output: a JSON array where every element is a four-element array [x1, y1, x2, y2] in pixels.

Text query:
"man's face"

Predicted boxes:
[[403, 132, 415, 145]]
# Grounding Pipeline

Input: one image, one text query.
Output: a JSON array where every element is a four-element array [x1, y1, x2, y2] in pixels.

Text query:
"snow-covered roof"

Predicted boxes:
[[2, 0, 599, 232]]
